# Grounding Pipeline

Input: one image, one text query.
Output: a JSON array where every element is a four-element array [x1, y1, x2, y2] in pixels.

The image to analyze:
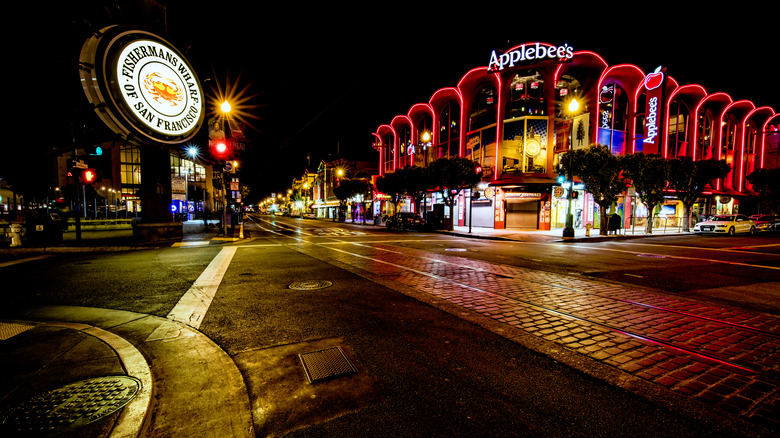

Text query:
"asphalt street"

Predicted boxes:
[[1, 219, 778, 437]]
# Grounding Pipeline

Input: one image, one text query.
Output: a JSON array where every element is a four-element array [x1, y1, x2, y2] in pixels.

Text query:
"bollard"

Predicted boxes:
[[10, 224, 22, 247]]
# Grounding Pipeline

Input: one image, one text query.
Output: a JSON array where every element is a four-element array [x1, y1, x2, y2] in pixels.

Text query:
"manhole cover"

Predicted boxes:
[[298, 347, 357, 383], [1, 376, 141, 436], [289, 280, 332, 290]]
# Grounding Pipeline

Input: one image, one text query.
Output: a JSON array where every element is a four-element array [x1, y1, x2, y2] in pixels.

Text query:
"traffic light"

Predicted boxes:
[[211, 140, 229, 160], [86, 145, 102, 156], [571, 190, 578, 199], [80, 168, 99, 184]]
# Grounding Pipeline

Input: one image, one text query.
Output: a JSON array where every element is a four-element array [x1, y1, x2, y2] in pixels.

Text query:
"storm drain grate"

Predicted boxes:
[[0, 322, 34, 341], [1, 376, 141, 436], [289, 280, 333, 290], [298, 347, 357, 383]]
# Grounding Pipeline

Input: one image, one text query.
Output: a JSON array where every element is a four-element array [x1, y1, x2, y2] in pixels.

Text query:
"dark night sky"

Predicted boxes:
[[4, 1, 778, 201]]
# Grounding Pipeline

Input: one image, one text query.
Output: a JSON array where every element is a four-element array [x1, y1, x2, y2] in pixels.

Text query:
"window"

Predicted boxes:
[[415, 116, 432, 166], [696, 109, 714, 160], [438, 102, 460, 159], [506, 71, 546, 118], [120, 143, 141, 185], [469, 85, 498, 131], [667, 100, 689, 157], [599, 83, 627, 154]]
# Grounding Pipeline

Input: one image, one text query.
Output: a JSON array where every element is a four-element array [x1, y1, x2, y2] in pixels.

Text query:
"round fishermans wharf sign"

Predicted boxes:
[[79, 26, 205, 145]]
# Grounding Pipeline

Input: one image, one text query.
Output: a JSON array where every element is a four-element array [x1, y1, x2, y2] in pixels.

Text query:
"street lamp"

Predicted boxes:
[[563, 98, 580, 239], [217, 101, 231, 235]]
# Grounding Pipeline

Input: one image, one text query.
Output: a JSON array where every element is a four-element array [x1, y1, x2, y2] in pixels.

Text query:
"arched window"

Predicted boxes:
[[398, 124, 412, 167], [667, 100, 690, 157], [380, 133, 393, 174], [722, 114, 738, 154], [467, 85, 498, 166], [415, 116, 432, 167], [696, 109, 714, 160], [600, 83, 628, 154], [438, 102, 460, 159], [469, 85, 498, 131], [506, 71, 546, 118]]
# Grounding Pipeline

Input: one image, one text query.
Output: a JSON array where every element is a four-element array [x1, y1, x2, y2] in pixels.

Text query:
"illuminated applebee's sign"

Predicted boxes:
[[488, 43, 574, 72], [117, 40, 203, 137], [643, 66, 666, 151]]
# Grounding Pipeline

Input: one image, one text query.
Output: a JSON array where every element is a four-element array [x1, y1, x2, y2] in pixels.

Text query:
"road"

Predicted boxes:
[[1, 216, 779, 437]]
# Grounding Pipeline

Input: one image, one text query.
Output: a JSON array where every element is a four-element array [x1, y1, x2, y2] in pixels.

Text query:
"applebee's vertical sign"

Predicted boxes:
[[642, 66, 666, 154]]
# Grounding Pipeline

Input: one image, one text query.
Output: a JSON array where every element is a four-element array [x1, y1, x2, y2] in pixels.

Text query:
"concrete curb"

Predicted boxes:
[[18, 306, 254, 438]]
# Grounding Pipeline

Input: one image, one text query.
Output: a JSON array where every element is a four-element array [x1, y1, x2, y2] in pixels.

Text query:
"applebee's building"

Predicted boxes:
[[372, 42, 780, 231]]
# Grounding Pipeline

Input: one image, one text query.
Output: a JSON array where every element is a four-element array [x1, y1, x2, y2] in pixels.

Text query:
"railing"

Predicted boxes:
[[623, 216, 695, 234]]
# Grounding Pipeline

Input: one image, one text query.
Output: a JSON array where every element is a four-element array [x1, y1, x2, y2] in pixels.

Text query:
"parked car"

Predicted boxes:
[[385, 212, 424, 231], [748, 214, 780, 233], [693, 214, 756, 236]]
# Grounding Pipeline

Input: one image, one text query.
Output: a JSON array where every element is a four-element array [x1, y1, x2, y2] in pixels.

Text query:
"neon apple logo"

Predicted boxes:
[[644, 66, 665, 90]]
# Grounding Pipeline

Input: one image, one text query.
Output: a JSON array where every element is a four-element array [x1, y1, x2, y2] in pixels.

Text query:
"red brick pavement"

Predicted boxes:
[[305, 241, 780, 431]]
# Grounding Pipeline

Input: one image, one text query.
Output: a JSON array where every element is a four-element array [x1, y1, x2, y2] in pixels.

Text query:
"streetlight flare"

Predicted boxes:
[[568, 98, 580, 113], [221, 100, 232, 113]]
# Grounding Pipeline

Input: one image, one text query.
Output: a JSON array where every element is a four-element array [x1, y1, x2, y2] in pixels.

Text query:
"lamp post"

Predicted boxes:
[[562, 98, 580, 239], [219, 101, 231, 235]]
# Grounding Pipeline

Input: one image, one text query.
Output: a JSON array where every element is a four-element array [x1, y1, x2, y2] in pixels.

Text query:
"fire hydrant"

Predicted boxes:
[[9, 224, 22, 247], [585, 222, 592, 237]]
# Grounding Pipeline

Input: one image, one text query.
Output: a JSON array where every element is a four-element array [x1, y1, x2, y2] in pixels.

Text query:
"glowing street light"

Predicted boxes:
[[563, 97, 581, 239]]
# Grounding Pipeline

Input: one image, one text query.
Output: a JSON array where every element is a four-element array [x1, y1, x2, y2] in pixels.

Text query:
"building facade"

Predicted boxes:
[[372, 42, 780, 231]]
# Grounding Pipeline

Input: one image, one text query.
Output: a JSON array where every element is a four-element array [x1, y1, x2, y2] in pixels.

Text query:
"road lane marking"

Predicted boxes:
[[578, 246, 780, 271], [0, 254, 54, 268], [166, 246, 237, 329]]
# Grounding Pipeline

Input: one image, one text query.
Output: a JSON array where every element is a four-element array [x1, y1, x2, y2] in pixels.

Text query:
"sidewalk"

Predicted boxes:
[[444, 223, 694, 243], [0, 307, 253, 437], [1, 220, 230, 255]]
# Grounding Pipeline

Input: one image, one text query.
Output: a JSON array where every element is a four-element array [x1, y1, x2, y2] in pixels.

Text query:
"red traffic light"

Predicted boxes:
[[80, 168, 98, 184], [211, 139, 229, 159]]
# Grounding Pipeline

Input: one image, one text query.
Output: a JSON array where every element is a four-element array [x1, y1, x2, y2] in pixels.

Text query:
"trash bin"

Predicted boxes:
[[26, 211, 63, 246]]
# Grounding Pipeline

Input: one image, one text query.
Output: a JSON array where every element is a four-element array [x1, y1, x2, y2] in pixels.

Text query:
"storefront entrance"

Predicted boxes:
[[506, 199, 538, 229]]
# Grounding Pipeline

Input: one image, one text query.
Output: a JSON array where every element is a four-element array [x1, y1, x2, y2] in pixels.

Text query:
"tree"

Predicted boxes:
[[396, 166, 432, 214], [560, 144, 625, 236], [332, 177, 373, 223], [668, 157, 731, 231], [426, 157, 483, 231], [332, 178, 352, 221], [620, 153, 669, 234], [747, 167, 780, 214], [375, 171, 405, 215]]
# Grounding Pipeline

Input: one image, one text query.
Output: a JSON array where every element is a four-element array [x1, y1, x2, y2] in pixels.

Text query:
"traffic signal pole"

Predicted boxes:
[[71, 125, 82, 243]]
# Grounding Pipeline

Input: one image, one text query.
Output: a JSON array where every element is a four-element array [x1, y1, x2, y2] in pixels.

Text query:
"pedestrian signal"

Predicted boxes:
[[81, 168, 98, 184]]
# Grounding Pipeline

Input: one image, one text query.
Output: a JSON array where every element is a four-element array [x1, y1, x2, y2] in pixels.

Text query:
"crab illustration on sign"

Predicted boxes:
[[144, 72, 184, 106]]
